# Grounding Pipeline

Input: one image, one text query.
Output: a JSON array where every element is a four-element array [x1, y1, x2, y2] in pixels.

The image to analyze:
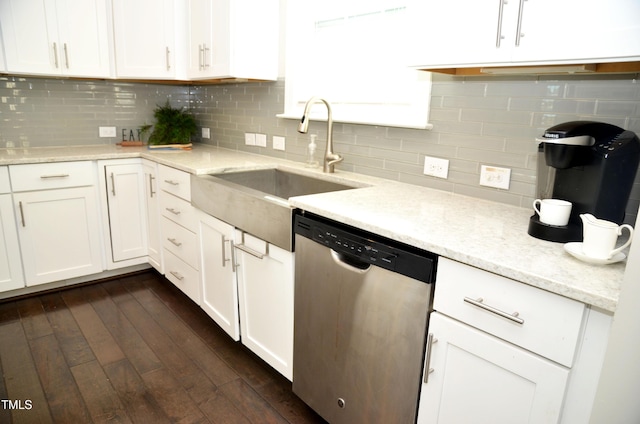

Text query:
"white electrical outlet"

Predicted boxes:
[[255, 133, 267, 147], [202, 127, 210, 139], [245, 133, 256, 146], [479, 165, 511, 189], [273, 136, 286, 151], [99, 126, 117, 138], [423, 156, 449, 179]]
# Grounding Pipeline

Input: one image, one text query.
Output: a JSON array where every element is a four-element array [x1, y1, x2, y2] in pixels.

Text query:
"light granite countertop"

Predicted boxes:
[[1, 144, 627, 312]]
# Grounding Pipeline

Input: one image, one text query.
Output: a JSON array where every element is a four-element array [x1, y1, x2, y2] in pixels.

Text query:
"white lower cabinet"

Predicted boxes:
[[198, 211, 239, 340], [10, 162, 103, 286], [235, 231, 294, 380], [142, 159, 163, 273], [0, 194, 24, 292], [419, 258, 611, 423], [419, 312, 569, 423], [99, 160, 149, 268]]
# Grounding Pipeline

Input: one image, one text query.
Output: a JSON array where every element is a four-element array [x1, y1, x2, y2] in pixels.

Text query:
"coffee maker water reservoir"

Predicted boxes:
[[528, 121, 640, 242]]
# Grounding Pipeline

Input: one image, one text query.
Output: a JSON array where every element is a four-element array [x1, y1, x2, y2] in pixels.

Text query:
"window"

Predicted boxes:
[[280, 1, 432, 129]]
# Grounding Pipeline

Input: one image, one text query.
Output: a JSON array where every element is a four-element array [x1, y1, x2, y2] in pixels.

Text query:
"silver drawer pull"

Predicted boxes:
[[164, 179, 179, 186], [40, 174, 70, 179], [167, 238, 182, 247], [221, 236, 231, 267], [169, 270, 184, 281], [464, 297, 524, 324], [165, 207, 181, 215], [235, 243, 265, 260]]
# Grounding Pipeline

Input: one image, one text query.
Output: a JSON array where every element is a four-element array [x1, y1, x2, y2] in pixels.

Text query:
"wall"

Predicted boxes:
[[1, 73, 639, 223]]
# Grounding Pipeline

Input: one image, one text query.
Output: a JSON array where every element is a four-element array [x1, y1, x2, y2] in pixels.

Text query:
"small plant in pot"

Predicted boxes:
[[147, 100, 197, 150]]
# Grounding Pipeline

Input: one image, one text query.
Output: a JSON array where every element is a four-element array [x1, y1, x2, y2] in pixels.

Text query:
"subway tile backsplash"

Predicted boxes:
[[1, 73, 639, 223]]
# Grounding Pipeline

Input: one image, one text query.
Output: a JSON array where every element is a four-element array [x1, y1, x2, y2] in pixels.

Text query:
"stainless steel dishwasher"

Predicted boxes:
[[293, 212, 437, 424]]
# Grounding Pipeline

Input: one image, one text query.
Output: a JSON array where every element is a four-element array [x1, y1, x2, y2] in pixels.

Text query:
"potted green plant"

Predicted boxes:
[[147, 100, 197, 149]]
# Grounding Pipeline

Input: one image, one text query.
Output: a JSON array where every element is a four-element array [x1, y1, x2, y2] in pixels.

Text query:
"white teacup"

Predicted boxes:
[[581, 214, 634, 259], [533, 199, 572, 226]]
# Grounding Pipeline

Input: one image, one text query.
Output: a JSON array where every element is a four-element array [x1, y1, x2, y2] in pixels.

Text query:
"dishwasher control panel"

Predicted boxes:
[[294, 211, 437, 283]]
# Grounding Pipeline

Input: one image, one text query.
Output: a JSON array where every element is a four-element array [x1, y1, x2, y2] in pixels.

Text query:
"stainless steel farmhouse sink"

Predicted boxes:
[[191, 168, 361, 251]]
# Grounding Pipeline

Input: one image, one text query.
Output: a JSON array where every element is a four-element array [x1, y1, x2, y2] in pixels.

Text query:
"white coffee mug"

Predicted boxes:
[[580, 214, 634, 259], [533, 199, 572, 226]]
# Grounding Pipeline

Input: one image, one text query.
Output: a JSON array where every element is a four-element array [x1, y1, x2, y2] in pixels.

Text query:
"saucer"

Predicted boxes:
[[564, 242, 626, 265]]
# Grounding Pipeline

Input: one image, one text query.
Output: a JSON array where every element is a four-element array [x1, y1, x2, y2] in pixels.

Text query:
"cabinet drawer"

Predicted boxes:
[[10, 161, 95, 192], [159, 190, 197, 233], [158, 164, 191, 201], [0, 167, 10, 194], [161, 217, 198, 270], [164, 249, 200, 304], [434, 258, 585, 367]]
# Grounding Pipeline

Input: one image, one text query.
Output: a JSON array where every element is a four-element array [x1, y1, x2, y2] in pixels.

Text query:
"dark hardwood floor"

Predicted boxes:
[[0, 271, 326, 424]]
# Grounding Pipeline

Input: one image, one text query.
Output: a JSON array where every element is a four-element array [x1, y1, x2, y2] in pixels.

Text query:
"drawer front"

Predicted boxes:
[[158, 164, 190, 201], [159, 190, 197, 233], [434, 258, 585, 367], [161, 217, 199, 270], [0, 167, 10, 194], [164, 249, 200, 304], [10, 161, 95, 192]]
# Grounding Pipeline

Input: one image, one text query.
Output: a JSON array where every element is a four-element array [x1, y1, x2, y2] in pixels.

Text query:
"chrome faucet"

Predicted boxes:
[[297, 97, 343, 173]]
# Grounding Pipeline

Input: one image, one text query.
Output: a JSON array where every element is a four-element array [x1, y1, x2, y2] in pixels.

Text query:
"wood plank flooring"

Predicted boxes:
[[0, 271, 326, 424]]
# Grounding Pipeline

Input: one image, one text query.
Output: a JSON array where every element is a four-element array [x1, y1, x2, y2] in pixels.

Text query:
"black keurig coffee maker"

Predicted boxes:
[[528, 121, 640, 242]]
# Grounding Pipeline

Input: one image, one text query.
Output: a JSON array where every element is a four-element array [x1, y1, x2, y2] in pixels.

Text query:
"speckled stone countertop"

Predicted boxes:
[[1, 144, 627, 312]]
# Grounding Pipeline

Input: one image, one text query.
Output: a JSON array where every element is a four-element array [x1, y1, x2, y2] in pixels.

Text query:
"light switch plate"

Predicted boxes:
[[273, 136, 286, 151], [479, 165, 511, 189], [202, 127, 210, 139], [245, 133, 256, 146], [255, 133, 267, 147], [99, 126, 116, 138]]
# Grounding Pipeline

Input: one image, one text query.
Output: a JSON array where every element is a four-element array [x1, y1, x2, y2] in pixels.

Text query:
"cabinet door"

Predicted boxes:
[[185, 0, 214, 78], [198, 212, 239, 341], [112, 0, 177, 79], [411, 0, 516, 67], [0, 194, 24, 292], [418, 313, 569, 424], [104, 163, 148, 263], [15, 187, 103, 286], [54, 0, 111, 77], [236, 234, 294, 380], [512, 0, 640, 63], [143, 160, 163, 273], [0, 0, 58, 75]]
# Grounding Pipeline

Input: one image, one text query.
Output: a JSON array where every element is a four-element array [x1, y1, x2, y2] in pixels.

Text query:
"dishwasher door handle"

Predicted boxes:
[[330, 250, 371, 273]]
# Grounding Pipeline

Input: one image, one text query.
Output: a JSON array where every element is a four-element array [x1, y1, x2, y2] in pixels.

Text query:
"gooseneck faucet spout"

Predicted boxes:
[[298, 97, 343, 173]]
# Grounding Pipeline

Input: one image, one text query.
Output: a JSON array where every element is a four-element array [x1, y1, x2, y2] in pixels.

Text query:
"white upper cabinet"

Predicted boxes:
[[412, 0, 640, 69], [112, 0, 184, 79], [0, 0, 112, 77], [185, 0, 278, 80]]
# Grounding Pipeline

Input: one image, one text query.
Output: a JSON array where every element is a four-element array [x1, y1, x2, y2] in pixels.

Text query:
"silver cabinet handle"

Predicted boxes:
[[515, 0, 526, 46], [167, 238, 182, 247], [169, 270, 184, 281], [166, 46, 171, 71], [463, 297, 525, 324], [230, 240, 238, 269], [235, 243, 264, 260], [165, 207, 180, 215], [202, 43, 209, 69], [148, 174, 155, 198], [110, 172, 116, 196], [40, 174, 69, 179], [221, 236, 231, 267], [63, 43, 69, 68], [423, 333, 437, 384], [496, 0, 507, 47], [198, 44, 204, 70], [53, 42, 59, 68], [18, 201, 25, 227], [164, 179, 179, 186]]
